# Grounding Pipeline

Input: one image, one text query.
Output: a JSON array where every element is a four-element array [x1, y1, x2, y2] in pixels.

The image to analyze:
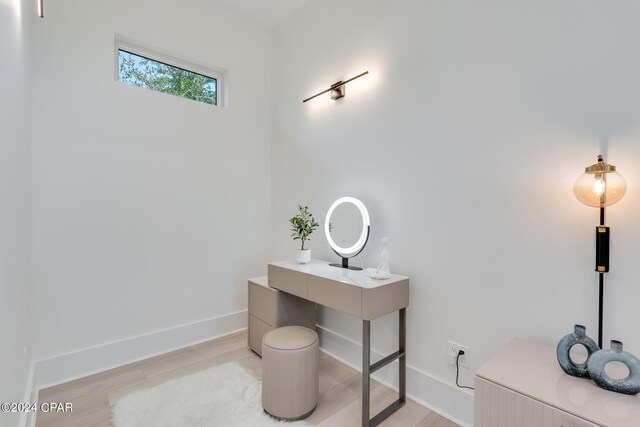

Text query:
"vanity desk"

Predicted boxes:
[[250, 259, 410, 427]]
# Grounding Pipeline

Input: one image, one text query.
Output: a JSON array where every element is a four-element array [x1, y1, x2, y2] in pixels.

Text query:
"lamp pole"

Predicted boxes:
[[574, 155, 625, 350], [598, 206, 605, 349]]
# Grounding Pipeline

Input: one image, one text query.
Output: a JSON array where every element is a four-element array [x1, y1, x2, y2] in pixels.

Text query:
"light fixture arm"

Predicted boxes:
[[302, 71, 369, 103]]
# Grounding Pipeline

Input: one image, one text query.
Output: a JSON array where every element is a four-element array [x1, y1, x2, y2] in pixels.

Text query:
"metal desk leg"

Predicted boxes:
[[399, 307, 406, 404], [362, 319, 371, 427], [362, 308, 407, 427]]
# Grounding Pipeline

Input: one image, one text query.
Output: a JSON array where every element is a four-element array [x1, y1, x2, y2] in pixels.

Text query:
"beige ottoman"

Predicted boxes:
[[262, 326, 319, 420]]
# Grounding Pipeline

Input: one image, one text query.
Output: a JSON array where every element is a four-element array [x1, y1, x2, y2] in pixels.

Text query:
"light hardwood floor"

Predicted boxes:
[[36, 331, 459, 427]]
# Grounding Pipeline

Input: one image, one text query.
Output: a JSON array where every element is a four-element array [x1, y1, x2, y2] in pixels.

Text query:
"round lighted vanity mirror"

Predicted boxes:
[[325, 196, 370, 270]]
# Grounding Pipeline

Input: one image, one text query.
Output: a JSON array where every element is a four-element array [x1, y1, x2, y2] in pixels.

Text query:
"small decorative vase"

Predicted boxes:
[[295, 249, 311, 264], [556, 325, 600, 378], [587, 340, 640, 395]]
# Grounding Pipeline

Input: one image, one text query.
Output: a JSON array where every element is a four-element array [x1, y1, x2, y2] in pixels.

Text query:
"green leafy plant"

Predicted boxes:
[[289, 205, 319, 250]]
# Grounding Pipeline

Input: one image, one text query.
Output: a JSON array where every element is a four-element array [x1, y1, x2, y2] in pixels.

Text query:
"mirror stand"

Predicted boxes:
[[330, 257, 362, 271]]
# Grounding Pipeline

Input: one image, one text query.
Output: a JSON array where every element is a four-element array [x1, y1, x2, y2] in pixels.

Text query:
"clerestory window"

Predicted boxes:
[[115, 36, 225, 107]]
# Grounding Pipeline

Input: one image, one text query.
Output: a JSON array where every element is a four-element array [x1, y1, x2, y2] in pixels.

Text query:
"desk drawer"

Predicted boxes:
[[249, 315, 272, 356], [268, 264, 307, 298], [248, 282, 274, 325], [308, 275, 361, 318], [362, 279, 409, 320]]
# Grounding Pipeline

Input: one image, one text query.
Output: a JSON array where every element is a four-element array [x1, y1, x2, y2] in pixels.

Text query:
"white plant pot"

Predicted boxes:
[[295, 249, 311, 264]]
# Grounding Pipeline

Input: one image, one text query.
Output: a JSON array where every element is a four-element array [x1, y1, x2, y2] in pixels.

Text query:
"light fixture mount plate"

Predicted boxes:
[[330, 81, 345, 100], [585, 155, 616, 173]]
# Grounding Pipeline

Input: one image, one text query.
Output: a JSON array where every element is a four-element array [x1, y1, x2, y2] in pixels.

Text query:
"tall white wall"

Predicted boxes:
[[0, 0, 33, 425], [32, 0, 272, 362], [272, 0, 640, 422]]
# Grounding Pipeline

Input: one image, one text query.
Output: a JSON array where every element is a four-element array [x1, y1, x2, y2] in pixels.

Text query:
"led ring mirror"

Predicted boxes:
[[325, 197, 370, 271]]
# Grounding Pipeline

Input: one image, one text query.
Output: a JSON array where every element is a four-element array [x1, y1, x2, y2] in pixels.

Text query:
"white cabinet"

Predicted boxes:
[[475, 377, 598, 427], [475, 339, 640, 427]]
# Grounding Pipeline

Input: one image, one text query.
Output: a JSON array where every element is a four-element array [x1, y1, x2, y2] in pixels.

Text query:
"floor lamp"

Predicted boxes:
[[573, 155, 626, 348]]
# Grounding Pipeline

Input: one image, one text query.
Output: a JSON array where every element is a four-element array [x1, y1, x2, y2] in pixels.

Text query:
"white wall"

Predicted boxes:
[[0, 0, 33, 425], [272, 0, 640, 422], [32, 0, 272, 362]]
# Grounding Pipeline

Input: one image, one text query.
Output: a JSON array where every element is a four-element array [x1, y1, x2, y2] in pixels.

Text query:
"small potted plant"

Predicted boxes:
[[289, 205, 319, 264]]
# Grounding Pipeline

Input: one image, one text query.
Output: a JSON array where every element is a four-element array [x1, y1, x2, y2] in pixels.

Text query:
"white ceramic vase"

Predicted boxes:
[[295, 249, 311, 264]]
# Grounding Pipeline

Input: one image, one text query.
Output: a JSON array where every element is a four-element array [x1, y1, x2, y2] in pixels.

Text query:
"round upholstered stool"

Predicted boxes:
[[262, 326, 319, 420]]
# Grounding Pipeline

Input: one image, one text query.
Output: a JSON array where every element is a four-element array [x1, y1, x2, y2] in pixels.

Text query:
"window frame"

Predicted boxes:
[[114, 35, 227, 108]]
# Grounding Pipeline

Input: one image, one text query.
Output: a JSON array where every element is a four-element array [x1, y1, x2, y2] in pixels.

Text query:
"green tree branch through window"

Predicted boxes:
[[118, 50, 217, 106]]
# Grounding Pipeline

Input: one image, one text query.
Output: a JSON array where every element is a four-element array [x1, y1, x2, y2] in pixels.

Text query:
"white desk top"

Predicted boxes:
[[268, 260, 409, 320], [269, 259, 409, 290], [248, 276, 269, 288], [477, 338, 640, 427]]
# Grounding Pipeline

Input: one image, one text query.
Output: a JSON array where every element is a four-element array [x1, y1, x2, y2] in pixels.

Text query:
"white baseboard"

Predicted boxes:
[[20, 361, 37, 427], [35, 310, 248, 390], [316, 324, 474, 427]]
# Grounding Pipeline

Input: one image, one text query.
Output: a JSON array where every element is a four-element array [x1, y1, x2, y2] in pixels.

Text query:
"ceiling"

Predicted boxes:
[[214, 0, 310, 28]]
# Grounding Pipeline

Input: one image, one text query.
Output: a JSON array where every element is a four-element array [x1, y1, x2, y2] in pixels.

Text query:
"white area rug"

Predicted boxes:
[[112, 361, 309, 427]]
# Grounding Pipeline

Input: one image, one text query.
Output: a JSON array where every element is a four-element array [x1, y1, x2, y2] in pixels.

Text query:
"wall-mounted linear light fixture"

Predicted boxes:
[[302, 71, 369, 103], [38, 0, 44, 17]]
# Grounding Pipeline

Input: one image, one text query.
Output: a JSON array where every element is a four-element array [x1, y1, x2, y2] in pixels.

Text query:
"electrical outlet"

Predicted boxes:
[[448, 341, 470, 368]]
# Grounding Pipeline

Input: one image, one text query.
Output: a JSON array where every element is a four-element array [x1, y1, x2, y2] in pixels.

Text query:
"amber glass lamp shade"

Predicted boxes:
[[574, 156, 626, 208]]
